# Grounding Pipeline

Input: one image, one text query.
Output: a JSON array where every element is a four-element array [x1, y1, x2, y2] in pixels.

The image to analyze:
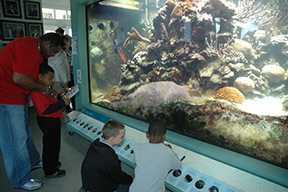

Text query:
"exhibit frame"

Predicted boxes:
[[1, 0, 22, 19], [1, 20, 25, 40], [28, 23, 42, 38], [24, 1, 41, 20]]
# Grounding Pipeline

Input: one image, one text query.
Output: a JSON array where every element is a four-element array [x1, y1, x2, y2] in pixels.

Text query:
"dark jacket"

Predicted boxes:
[[81, 138, 133, 192]]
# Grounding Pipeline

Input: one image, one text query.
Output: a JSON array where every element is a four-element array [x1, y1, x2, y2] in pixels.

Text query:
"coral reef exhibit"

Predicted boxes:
[[86, 0, 288, 169]]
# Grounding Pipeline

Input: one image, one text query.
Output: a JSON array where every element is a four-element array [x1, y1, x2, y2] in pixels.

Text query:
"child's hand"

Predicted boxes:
[[60, 92, 67, 96], [52, 90, 58, 97], [166, 144, 172, 149], [44, 89, 57, 98], [63, 98, 71, 106]]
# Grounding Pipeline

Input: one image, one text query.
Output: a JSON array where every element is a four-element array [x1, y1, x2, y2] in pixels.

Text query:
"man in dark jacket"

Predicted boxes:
[[81, 120, 133, 192]]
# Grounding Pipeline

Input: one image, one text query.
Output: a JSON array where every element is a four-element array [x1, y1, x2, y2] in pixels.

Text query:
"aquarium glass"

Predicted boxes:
[[86, 0, 288, 169]]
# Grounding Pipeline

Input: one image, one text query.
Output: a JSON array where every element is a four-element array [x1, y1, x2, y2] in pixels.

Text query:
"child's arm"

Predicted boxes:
[[42, 98, 70, 115], [109, 165, 133, 185], [170, 149, 182, 170]]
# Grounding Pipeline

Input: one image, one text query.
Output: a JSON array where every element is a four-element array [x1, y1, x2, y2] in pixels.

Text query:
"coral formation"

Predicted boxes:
[[283, 96, 288, 112], [115, 81, 194, 108], [103, 86, 125, 102], [88, 0, 288, 169], [214, 87, 245, 104], [205, 33, 247, 64], [132, 42, 147, 55], [123, 27, 151, 48], [171, 5, 183, 18], [233, 0, 269, 24], [97, 97, 288, 169], [166, 0, 176, 9], [261, 64, 285, 83], [90, 47, 103, 58], [263, 0, 288, 43], [233, 77, 255, 92], [231, 39, 258, 61]]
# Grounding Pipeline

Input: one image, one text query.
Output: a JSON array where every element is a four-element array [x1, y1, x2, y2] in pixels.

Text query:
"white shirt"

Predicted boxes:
[[129, 143, 182, 192], [48, 50, 71, 83]]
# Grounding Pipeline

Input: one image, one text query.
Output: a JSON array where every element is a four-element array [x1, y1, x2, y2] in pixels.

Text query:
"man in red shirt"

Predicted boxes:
[[0, 33, 64, 191]]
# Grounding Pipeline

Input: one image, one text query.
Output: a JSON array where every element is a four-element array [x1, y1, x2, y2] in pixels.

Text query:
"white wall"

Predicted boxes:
[[42, 0, 72, 35]]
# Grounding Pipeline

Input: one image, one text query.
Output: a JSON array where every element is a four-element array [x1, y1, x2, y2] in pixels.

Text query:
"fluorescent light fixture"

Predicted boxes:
[[99, 0, 142, 11]]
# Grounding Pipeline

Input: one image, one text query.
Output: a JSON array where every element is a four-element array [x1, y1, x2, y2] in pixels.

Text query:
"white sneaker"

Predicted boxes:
[[20, 179, 43, 191]]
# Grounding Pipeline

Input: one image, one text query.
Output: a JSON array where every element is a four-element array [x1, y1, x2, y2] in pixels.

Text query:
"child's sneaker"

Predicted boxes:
[[20, 179, 43, 191], [45, 169, 66, 178], [31, 161, 43, 172], [57, 161, 62, 168]]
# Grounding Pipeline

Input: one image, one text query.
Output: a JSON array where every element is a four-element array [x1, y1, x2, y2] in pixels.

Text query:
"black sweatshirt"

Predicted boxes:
[[81, 138, 133, 192]]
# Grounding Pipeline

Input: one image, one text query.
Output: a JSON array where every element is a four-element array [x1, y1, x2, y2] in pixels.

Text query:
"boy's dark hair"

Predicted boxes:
[[102, 120, 125, 140], [40, 33, 65, 48], [148, 119, 167, 136], [39, 64, 54, 75]]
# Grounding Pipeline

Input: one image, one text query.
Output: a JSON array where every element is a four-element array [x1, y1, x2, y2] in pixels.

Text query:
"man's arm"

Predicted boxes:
[[13, 72, 56, 97]]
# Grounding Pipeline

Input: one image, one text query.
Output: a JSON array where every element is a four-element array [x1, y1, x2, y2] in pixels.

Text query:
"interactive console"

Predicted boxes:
[[67, 109, 288, 192]]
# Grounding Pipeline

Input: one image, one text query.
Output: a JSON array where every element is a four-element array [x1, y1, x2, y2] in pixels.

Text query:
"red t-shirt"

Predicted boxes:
[[31, 91, 64, 118], [0, 36, 43, 104]]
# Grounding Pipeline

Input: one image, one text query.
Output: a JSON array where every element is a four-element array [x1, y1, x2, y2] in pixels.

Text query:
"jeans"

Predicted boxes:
[[0, 104, 41, 188]]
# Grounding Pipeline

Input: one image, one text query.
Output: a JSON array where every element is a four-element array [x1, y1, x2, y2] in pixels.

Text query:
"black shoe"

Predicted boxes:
[[45, 170, 66, 178], [57, 161, 62, 168]]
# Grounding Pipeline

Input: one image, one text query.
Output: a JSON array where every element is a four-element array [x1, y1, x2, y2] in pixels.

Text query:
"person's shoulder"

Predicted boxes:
[[134, 142, 149, 148], [135, 143, 165, 151], [20, 36, 37, 42], [15, 36, 37, 48], [133, 143, 147, 152], [151, 143, 175, 154], [60, 50, 67, 56], [55, 51, 64, 58]]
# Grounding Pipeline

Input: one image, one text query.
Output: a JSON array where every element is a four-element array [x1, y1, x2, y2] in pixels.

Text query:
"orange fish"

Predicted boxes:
[[117, 47, 127, 63]]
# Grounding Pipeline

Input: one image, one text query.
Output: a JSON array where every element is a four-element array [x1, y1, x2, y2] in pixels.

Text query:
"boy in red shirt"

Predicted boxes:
[[31, 64, 71, 178]]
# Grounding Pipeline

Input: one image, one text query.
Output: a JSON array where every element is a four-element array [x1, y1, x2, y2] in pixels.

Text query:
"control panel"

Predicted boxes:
[[67, 109, 288, 192]]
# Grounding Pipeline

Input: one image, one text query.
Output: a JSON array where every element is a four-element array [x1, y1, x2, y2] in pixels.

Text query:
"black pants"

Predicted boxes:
[[37, 116, 61, 175]]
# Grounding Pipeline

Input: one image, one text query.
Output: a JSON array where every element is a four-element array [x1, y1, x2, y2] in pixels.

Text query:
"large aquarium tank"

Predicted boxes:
[[86, 0, 288, 170]]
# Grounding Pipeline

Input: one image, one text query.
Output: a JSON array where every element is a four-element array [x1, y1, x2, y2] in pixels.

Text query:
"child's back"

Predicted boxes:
[[129, 120, 182, 192], [81, 120, 133, 192]]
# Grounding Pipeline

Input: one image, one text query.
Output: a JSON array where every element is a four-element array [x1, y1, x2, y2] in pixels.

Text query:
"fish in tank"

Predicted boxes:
[[86, 0, 288, 169]]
